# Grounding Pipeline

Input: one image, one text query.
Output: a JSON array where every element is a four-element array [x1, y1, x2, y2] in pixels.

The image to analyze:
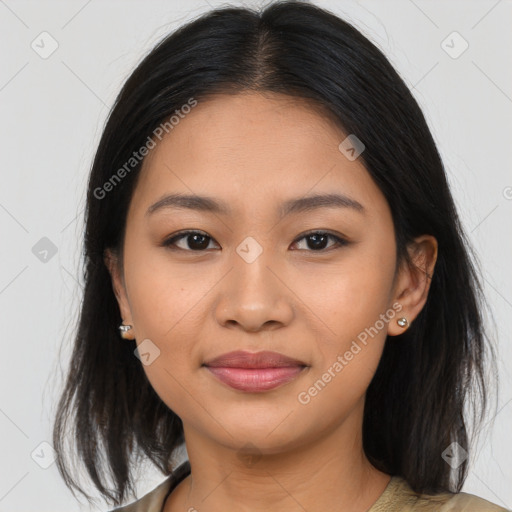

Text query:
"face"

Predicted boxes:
[[107, 92, 436, 457]]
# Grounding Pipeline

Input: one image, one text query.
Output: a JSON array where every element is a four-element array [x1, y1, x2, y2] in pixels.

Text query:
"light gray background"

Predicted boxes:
[[0, 0, 511, 510]]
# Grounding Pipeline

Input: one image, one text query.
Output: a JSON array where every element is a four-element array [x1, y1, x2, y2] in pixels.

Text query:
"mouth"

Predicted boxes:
[[203, 350, 308, 392]]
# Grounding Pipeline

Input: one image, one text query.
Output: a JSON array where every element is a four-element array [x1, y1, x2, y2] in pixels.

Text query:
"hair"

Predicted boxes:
[[52, 0, 497, 507]]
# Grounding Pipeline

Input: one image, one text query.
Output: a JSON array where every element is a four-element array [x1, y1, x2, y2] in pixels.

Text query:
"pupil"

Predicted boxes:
[[185, 233, 329, 251], [189, 234, 209, 250], [308, 234, 328, 250]]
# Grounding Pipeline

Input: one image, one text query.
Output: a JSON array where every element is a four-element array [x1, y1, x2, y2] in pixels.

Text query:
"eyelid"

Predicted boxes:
[[162, 229, 349, 252], [291, 229, 349, 250], [162, 229, 219, 250]]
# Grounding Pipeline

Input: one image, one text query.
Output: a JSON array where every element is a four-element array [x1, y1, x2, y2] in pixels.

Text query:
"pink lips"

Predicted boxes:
[[203, 350, 307, 392]]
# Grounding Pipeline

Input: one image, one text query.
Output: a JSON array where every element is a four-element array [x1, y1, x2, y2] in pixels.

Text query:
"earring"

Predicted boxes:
[[118, 323, 134, 339], [397, 317, 409, 328]]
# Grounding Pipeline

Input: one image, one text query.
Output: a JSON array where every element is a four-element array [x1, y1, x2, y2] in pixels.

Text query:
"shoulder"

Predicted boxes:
[[109, 476, 173, 512], [436, 491, 510, 512], [371, 476, 510, 511], [108, 460, 191, 512]]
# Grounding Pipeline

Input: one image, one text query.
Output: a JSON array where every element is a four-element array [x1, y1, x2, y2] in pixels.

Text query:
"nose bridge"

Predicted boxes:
[[214, 235, 294, 331], [234, 235, 273, 292], [232, 234, 278, 306]]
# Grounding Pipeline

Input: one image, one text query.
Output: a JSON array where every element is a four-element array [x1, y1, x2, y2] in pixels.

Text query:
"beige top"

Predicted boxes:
[[110, 461, 510, 512]]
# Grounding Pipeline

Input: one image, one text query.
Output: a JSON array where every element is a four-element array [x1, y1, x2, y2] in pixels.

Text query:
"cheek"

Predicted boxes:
[[121, 250, 213, 412], [124, 242, 207, 341], [298, 251, 395, 343], [294, 240, 395, 397], [294, 274, 392, 419], [123, 254, 206, 415]]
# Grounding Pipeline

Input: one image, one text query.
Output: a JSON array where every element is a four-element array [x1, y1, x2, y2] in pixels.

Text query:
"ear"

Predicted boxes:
[[387, 234, 438, 336], [104, 248, 135, 339]]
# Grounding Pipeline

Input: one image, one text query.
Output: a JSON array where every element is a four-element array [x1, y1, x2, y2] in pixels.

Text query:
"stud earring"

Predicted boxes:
[[118, 323, 134, 339], [397, 317, 409, 328]]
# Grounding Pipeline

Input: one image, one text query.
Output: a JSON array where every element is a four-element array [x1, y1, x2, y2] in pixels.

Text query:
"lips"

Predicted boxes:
[[203, 350, 308, 392], [204, 350, 306, 368]]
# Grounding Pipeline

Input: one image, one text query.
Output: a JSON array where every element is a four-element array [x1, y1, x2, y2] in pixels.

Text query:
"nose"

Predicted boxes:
[[214, 244, 295, 333]]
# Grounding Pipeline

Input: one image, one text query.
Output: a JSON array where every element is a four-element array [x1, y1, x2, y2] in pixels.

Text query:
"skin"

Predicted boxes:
[[105, 91, 438, 512]]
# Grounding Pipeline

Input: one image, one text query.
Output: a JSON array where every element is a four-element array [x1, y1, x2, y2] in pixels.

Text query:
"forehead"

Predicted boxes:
[[129, 92, 388, 219]]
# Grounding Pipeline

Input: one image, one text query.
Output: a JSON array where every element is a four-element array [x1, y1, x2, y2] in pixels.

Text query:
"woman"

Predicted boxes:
[[52, 1, 509, 511]]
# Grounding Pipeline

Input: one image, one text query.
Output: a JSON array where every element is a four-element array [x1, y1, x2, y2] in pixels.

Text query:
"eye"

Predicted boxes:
[[162, 230, 219, 251], [162, 229, 349, 253], [291, 231, 348, 251]]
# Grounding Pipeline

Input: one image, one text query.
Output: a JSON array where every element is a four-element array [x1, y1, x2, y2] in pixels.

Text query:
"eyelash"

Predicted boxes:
[[162, 230, 349, 253]]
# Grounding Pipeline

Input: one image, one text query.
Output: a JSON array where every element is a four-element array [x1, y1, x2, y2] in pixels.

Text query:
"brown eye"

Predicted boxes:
[[291, 231, 348, 251], [163, 231, 218, 251], [162, 230, 348, 253]]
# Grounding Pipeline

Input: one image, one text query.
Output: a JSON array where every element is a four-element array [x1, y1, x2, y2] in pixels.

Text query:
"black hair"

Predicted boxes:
[[52, 0, 496, 506]]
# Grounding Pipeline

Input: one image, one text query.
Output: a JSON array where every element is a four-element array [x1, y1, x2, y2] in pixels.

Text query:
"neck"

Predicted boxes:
[[164, 404, 391, 512]]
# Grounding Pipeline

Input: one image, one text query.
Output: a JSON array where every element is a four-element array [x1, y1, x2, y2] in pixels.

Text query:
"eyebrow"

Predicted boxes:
[[146, 192, 365, 218]]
